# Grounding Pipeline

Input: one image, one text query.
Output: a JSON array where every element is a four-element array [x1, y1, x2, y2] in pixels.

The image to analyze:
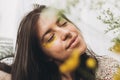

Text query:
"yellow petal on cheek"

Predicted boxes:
[[42, 42, 53, 48], [42, 36, 57, 48], [59, 48, 80, 73]]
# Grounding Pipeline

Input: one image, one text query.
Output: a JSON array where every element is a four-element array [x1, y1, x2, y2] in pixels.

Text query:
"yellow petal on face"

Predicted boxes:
[[59, 48, 80, 73], [42, 42, 53, 48], [86, 57, 96, 69], [42, 36, 57, 48]]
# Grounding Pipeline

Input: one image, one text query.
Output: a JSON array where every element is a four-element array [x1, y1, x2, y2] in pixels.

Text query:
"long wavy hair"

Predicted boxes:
[[11, 5, 98, 80]]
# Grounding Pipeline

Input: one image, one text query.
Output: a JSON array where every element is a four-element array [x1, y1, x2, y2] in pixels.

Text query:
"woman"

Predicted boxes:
[[11, 5, 120, 80]]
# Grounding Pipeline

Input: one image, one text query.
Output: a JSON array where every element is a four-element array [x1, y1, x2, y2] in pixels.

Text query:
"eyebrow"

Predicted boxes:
[[56, 17, 61, 24], [41, 17, 61, 41]]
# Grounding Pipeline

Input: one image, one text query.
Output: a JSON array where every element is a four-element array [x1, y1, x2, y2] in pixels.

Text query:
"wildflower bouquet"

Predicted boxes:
[[98, 9, 120, 53]]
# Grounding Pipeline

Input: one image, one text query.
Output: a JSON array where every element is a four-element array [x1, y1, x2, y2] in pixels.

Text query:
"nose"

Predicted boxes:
[[60, 29, 72, 41]]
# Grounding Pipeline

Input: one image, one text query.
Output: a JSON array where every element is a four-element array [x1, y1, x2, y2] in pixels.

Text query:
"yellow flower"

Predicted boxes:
[[110, 43, 120, 53], [59, 49, 80, 73], [113, 67, 120, 80], [86, 57, 96, 69]]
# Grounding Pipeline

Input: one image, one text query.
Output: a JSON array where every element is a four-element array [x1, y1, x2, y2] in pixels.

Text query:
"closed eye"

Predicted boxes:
[[47, 34, 55, 42], [61, 22, 67, 26], [56, 17, 68, 27]]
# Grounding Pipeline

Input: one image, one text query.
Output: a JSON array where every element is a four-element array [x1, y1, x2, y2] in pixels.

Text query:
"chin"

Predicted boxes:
[[79, 44, 87, 55]]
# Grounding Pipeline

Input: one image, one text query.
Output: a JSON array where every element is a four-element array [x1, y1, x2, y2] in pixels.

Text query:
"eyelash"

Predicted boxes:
[[46, 22, 67, 42], [47, 34, 55, 42], [60, 22, 67, 27]]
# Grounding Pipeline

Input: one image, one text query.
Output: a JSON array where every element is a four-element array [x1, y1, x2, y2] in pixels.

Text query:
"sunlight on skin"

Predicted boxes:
[[59, 49, 80, 73], [86, 57, 97, 69], [113, 67, 120, 80]]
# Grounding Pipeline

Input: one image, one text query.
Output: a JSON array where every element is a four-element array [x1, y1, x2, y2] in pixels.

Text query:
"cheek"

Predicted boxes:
[[42, 36, 58, 48], [43, 42, 67, 60], [42, 37, 64, 55], [78, 35, 87, 53], [49, 39, 64, 53]]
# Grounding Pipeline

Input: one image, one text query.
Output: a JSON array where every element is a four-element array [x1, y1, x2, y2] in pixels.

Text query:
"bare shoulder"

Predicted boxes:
[[0, 70, 11, 80]]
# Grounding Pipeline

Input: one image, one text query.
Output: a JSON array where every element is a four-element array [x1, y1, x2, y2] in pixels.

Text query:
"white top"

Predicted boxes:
[[86, 48, 120, 80]]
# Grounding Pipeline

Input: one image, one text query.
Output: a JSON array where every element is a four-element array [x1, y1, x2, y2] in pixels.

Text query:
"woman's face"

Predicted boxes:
[[37, 9, 87, 62]]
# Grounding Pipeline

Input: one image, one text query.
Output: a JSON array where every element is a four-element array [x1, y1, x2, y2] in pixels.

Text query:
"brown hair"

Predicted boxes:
[[11, 5, 60, 80], [11, 5, 97, 80]]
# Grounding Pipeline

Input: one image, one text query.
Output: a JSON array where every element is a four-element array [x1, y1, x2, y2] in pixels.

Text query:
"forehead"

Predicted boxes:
[[40, 8, 61, 20], [37, 8, 62, 39]]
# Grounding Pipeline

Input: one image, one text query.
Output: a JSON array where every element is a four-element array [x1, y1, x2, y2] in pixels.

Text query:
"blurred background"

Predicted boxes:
[[0, 0, 120, 61]]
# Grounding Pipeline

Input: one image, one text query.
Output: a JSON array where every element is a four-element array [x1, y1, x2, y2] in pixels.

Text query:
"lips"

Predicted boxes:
[[66, 35, 79, 49]]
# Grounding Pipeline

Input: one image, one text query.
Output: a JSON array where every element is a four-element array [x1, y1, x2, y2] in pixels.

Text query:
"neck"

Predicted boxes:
[[61, 72, 73, 80]]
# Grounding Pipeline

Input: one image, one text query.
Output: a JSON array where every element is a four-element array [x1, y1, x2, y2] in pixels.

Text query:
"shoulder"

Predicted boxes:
[[85, 49, 120, 80], [0, 57, 13, 80], [96, 55, 120, 80], [0, 70, 11, 80]]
